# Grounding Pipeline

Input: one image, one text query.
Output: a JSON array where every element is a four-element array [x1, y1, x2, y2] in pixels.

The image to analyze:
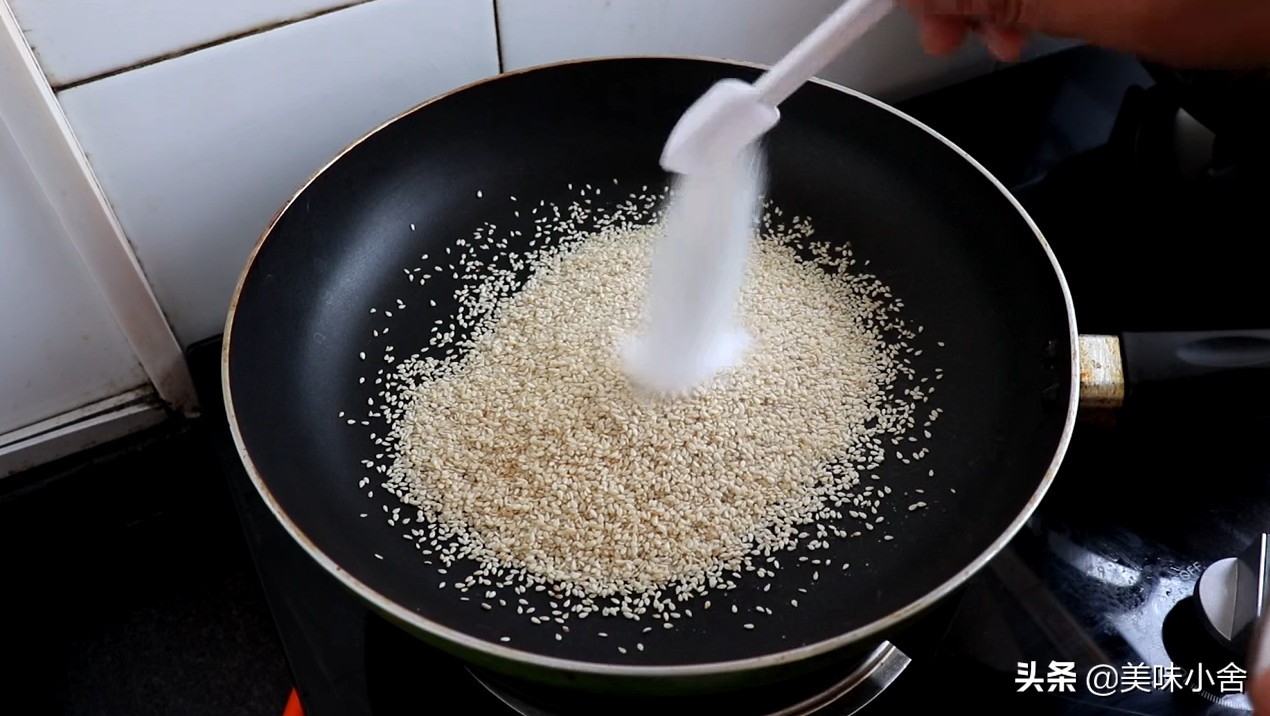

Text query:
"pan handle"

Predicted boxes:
[[1078, 331, 1270, 415]]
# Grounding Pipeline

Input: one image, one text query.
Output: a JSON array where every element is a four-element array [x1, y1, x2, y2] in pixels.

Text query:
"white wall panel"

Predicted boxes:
[[58, 0, 499, 346], [0, 120, 147, 435], [9, 0, 363, 86]]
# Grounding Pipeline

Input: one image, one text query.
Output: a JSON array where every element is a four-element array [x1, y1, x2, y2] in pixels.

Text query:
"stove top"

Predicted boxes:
[[187, 46, 1270, 716]]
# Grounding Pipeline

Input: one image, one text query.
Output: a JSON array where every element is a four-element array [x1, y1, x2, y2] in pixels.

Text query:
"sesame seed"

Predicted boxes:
[[359, 185, 938, 631]]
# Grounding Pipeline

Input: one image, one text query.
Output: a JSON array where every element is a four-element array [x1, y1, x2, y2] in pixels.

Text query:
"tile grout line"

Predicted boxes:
[[492, 0, 506, 74], [54, 0, 376, 93]]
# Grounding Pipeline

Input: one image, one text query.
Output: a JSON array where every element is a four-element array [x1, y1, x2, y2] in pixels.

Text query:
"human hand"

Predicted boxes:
[[1253, 669, 1270, 716], [898, 0, 1270, 69], [1253, 626, 1270, 716]]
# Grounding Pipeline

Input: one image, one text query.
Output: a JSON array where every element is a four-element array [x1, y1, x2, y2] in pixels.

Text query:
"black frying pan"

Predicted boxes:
[[221, 57, 1268, 700]]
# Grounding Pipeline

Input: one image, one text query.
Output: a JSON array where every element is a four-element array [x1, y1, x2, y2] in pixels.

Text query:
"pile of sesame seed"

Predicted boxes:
[[360, 183, 940, 632]]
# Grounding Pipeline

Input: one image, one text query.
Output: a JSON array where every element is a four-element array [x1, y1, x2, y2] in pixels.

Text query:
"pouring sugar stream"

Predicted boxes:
[[621, 0, 895, 395]]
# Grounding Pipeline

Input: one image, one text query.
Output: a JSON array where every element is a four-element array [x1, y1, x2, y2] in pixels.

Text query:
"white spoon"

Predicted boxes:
[[661, 0, 895, 175], [622, 0, 895, 396]]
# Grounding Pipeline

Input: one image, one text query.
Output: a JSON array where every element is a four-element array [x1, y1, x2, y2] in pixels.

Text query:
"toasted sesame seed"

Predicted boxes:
[[359, 186, 938, 630]]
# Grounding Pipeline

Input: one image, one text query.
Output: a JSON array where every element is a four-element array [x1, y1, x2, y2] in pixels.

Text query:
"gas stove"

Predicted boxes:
[[187, 45, 1270, 716]]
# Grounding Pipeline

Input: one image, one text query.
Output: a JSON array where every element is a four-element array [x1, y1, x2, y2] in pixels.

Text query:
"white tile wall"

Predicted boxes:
[[0, 119, 146, 435], [58, 0, 499, 347], [496, 0, 997, 103], [9, 0, 360, 87]]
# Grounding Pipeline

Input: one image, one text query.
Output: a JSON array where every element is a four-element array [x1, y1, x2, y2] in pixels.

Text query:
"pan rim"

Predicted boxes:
[[221, 54, 1080, 678]]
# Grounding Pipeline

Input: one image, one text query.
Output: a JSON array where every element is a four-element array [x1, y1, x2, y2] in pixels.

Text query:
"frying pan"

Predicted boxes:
[[221, 56, 1270, 699]]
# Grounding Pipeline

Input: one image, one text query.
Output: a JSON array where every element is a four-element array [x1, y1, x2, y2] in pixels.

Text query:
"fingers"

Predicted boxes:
[[901, 0, 1032, 28], [917, 16, 1029, 61], [903, 0, 1032, 60], [980, 24, 1029, 61], [918, 15, 971, 55]]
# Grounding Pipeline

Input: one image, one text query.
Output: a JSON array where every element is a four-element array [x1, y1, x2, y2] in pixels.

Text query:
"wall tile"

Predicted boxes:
[[58, 0, 499, 346], [10, 0, 362, 86], [0, 120, 145, 434]]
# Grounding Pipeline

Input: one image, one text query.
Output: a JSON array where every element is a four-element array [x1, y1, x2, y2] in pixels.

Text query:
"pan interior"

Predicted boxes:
[[226, 58, 1075, 669]]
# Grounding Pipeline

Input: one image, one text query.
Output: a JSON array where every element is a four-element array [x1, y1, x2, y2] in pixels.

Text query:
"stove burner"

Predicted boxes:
[[466, 643, 910, 716]]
